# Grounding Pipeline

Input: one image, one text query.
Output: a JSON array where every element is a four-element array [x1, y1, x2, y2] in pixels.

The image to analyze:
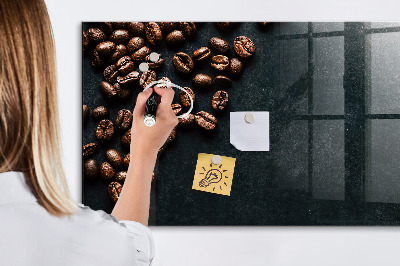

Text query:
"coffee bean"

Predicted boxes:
[[145, 22, 162, 46], [99, 81, 119, 101], [211, 55, 230, 71], [139, 70, 157, 89], [212, 90, 229, 111], [214, 22, 232, 31], [115, 171, 127, 183], [82, 30, 90, 50], [167, 127, 176, 142], [115, 109, 133, 130], [124, 153, 130, 169], [117, 86, 132, 101], [100, 162, 116, 181], [109, 44, 127, 64], [96, 41, 116, 55], [91, 50, 104, 69], [229, 58, 244, 77], [131, 46, 150, 63], [195, 111, 217, 130], [209, 37, 230, 55], [166, 30, 185, 48], [108, 181, 122, 203], [121, 130, 131, 149], [178, 113, 195, 128], [103, 65, 119, 83], [87, 28, 106, 44], [111, 22, 127, 29], [146, 53, 164, 69], [83, 143, 97, 157], [192, 74, 212, 90], [106, 149, 123, 168], [179, 22, 196, 40], [116, 56, 134, 75], [127, 37, 145, 53], [84, 159, 99, 179], [127, 22, 145, 37], [233, 36, 255, 58], [83, 105, 89, 122], [110, 29, 130, 44], [213, 75, 232, 89], [192, 47, 211, 62], [179, 87, 195, 107], [159, 22, 179, 33], [171, 104, 182, 115], [96, 119, 114, 142], [97, 22, 113, 35], [92, 106, 109, 121], [172, 52, 194, 74], [117, 71, 140, 88]]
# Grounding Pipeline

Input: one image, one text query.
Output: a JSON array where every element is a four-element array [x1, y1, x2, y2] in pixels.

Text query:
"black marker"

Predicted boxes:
[[144, 88, 159, 127]]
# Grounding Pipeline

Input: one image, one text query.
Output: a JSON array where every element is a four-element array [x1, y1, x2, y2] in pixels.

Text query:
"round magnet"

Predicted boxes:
[[149, 52, 160, 62], [139, 62, 149, 72], [211, 155, 222, 165], [244, 112, 255, 124]]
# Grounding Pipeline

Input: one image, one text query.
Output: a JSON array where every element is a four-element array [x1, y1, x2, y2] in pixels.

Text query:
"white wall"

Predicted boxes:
[[46, 0, 400, 265]]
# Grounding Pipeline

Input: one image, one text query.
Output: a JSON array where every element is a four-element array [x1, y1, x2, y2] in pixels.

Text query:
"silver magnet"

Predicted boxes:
[[211, 155, 222, 165], [244, 112, 255, 124], [149, 52, 160, 62], [139, 62, 149, 72]]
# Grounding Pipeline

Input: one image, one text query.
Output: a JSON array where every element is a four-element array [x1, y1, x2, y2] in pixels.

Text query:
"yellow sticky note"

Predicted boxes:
[[192, 153, 236, 196]]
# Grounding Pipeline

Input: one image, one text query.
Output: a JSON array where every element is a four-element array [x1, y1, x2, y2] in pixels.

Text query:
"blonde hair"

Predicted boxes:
[[0, 0, 77, 216]]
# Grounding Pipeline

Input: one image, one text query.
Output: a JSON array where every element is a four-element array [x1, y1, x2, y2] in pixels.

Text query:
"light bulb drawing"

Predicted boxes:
[[198, 163, 229, 191]]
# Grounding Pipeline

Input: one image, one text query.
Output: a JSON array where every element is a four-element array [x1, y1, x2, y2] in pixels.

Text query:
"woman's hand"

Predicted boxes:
[[130, 86, 179, 156]]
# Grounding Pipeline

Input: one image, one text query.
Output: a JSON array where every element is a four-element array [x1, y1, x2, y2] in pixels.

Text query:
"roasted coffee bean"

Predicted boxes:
[[233, 36, 255, 58], [83, 143, 97, 157], [83, 105, 89, 122], [100, 162, 116, 181], [145, 22, 162, 46], [159, 22, 179, 33], [117, 71, 140, 88], [109, 44, 127, 64], [195, 111, 217, 130], [139, 70, 157, 89], [111, 22, 127, 29], [82, 30, 90, 50], [179, 87, 195, 107], [115, 171, 127, 183], [131, 46, 150, 63], [209, 37, 230, 55], [106, 149, 123, 168], [127, 37, 145, 53], [127, 22, 145, 37], [91, 50, 104, 69], [192, 74, 212, 90], [117, 87, 132, 101], [146, 53, 164, 69], [178, 113, 195, 128], [97, 22, 113, 35], [171, 104, 182, 115], [96, 41, 116, 55], [167, 127, 176, 142], [96, 119, 114, 142], [116, 56, 134, 75], [110, 29, 130, 44], [100, 81, 119, 101], [108, 181, 122, 203], [92, 106, 109, 121], [229, 58, 244, 77], [84, 159, 99, 179], [192, 47, 211, 62], [213, 75, 232, 89], [179, 22, 196, 40], [166, 30, 185, 48], [87, 28, 106, 44], [121, 130, 131, 149], [211, 55, 230, 71], [124, 153, 130, 169], [115, 109, 133, 130], [103, 65, 119, 83], [212, 90, 229, 111], [214, 22, 232, 31], [172, 52, 194, 74]]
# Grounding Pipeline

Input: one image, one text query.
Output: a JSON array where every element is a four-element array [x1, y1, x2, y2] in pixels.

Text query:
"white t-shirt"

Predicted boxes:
[[0, 171, 155, 266]]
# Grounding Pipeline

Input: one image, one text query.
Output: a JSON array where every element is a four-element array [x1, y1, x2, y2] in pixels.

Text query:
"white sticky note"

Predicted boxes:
[[230, 111, 270, 151]]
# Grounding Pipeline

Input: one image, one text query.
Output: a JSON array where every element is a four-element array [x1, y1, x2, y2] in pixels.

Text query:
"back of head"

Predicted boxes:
[[0, 0, 76, 216]]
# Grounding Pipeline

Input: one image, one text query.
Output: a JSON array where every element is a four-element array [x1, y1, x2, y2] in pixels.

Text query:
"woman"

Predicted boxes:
[[0, 0, 178, 265]]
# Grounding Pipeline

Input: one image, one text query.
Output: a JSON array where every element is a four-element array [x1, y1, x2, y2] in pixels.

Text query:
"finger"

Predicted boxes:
[[133, 88, 152, 117], [154, 87, 175, 109]]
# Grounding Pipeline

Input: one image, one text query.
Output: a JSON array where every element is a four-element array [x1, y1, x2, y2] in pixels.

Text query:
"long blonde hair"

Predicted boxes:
[[0, 0, 77, 216]]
